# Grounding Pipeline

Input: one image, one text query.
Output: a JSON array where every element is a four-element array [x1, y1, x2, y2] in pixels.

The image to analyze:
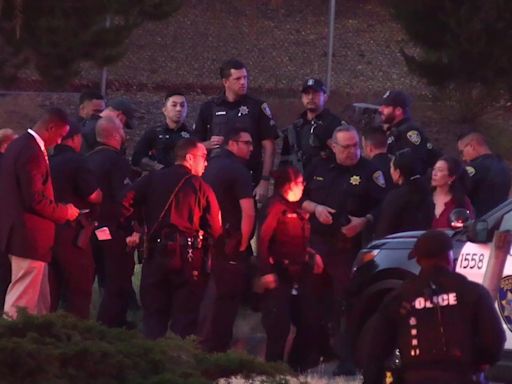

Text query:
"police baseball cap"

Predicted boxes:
[[108, 98, 136, 130], [412, 230, 453, 261], [380, 90, 410, 110], [62, 120, 82, 141], [301, 78, 326, 94]]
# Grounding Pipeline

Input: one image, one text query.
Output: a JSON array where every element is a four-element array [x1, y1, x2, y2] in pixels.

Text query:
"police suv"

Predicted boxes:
[[349, 199, 512, 381]]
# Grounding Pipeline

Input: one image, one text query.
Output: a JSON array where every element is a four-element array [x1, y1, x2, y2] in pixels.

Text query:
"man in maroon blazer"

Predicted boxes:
[[0, 108, 80, 319]]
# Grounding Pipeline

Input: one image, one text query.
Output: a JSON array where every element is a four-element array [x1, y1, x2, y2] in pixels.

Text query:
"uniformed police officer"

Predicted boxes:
[[81, 98, 136, 153], [301, 124, 387, 373], [360, 230, 505, 384], [49, 122, 102, 319], [132, 91, 191, 171], [379, 90, 440, 175], [457, 131, 511, 217], [86, 116, 134, 328], [361, 126, 393, 192], [199, 128, 256, 352], [124, 138, 222, 340], [258, 165, 324, 371], [281, 78, 342, 173], [193, 58, 279, 202]]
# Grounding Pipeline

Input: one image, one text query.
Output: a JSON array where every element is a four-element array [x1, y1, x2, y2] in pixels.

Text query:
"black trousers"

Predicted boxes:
[[261, 271, 323, 372], [93, 227, 135, 328], [0, 251, 10, 310], [140, 250, 207, 340], [199, 259, 250, 352], [310, 235, 359, 364], [50, 224, 95, 319]]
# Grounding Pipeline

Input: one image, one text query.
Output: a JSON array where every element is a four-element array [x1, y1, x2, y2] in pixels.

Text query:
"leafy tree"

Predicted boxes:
[[387, 0, 512, 93], [0, 0, 183, 88]]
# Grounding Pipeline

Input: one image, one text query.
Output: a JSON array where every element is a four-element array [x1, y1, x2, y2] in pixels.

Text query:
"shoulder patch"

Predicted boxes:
[[498, 275, 512, 332], [387, 135, 394, 144], [180, 131, 190, 138], [465, 166, 476, 177], [372, 171, 386, 188], [406, 130, 421, 145], [261, 103, 273, 119]]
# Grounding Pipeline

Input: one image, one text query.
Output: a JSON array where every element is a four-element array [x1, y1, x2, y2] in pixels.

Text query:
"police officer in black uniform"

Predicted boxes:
[[49, 122, 102, 319], [301, 124, 387, 373], [124, 138, 222, 340], [379, 90, 441, 175], [457, 131, 511, 217], [132, 92, 191, 171], [360, 230, 505, 384], [199, 128, 256, 352], [86, 116, 134, 327], [281, 78, 342, 173], [81, 98, 136, 153], [258, 165, 324, 371], [194, 58, 278, 202], [361, 126, 393, 192]]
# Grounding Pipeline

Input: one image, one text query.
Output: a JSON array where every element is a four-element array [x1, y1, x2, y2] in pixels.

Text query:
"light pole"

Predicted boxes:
[[326, 0, 336, 94]]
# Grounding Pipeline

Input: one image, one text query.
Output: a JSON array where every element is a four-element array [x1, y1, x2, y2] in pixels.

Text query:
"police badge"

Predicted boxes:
[[406, 130, 421, 145], [498, 275, 512, 332]]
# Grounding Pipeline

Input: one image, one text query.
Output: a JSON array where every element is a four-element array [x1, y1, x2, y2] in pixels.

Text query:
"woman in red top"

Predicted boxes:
[[431, 155, 474, 229]]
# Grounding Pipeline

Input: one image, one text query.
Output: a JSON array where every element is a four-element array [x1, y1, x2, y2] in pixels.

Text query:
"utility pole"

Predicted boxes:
[[326, 0, 336, 94]]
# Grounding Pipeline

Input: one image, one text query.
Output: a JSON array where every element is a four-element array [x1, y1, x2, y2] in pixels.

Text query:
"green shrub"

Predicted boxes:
[[0, 312, 291, 384]]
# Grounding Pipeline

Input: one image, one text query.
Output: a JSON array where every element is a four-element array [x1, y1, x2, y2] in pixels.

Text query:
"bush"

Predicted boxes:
[[0, 311, 291, 384]]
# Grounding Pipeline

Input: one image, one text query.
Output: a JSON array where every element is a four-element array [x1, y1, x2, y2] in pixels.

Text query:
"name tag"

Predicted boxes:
[[215, 111, 227, 115]]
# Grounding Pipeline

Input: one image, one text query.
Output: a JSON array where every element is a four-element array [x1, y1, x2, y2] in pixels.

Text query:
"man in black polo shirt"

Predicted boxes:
[[49, 122, 102, 319], [132, 92, 191, 171], [200, 127, 256, 352], [282, 78, 342, 173], [86, 116, 134, 327], [194, 58, 278, 202]]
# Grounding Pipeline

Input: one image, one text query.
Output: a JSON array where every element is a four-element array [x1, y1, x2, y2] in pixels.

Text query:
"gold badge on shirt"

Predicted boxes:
[[350, 175, 361, 185]]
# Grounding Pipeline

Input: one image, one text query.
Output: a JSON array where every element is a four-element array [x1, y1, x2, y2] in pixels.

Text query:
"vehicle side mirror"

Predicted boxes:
[[466, 219, 490, 243], [449, 208, 471, 230]]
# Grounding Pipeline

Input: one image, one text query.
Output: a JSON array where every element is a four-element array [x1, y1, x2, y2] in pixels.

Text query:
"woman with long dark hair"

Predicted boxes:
[[376, 149, 434, 238], [258, 165, 324, 371], [431, 155, 474, 229]]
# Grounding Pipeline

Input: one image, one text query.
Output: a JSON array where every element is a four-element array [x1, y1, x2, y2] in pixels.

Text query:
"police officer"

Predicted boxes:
[[301, 124, 387, 373], [258, 165, 324, 371], [379, 90, 440, 175], [194, 58, 278, 202], [132, 92, 191, 171], [86, 116, 134, 327], [457, 131, 511, 217], [360, 230, 505, 384], [199, 127, 256, 352], [124, 138, 222, 340], [49, 122, 102, 319], [81, 98, 136, 153], [281, 78, 342, 173], [361, 126, 393, 192]]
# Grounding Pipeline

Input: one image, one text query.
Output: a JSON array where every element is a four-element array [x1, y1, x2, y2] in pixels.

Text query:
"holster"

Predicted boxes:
[[150, 228, 206, 279], [75, 214, 96, 249]]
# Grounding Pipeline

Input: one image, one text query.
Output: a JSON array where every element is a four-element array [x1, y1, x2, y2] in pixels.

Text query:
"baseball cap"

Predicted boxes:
[[412, 230, 453, 261], [301, 78, 326, 93], [108, 98, 136, 130], [380, 90, 410, 110], [62, 120, 82, 140]]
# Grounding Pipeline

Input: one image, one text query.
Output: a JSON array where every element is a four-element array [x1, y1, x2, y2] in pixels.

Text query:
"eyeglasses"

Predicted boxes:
[[333, 142, 359, 150], [234, 140, 254, 147]]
